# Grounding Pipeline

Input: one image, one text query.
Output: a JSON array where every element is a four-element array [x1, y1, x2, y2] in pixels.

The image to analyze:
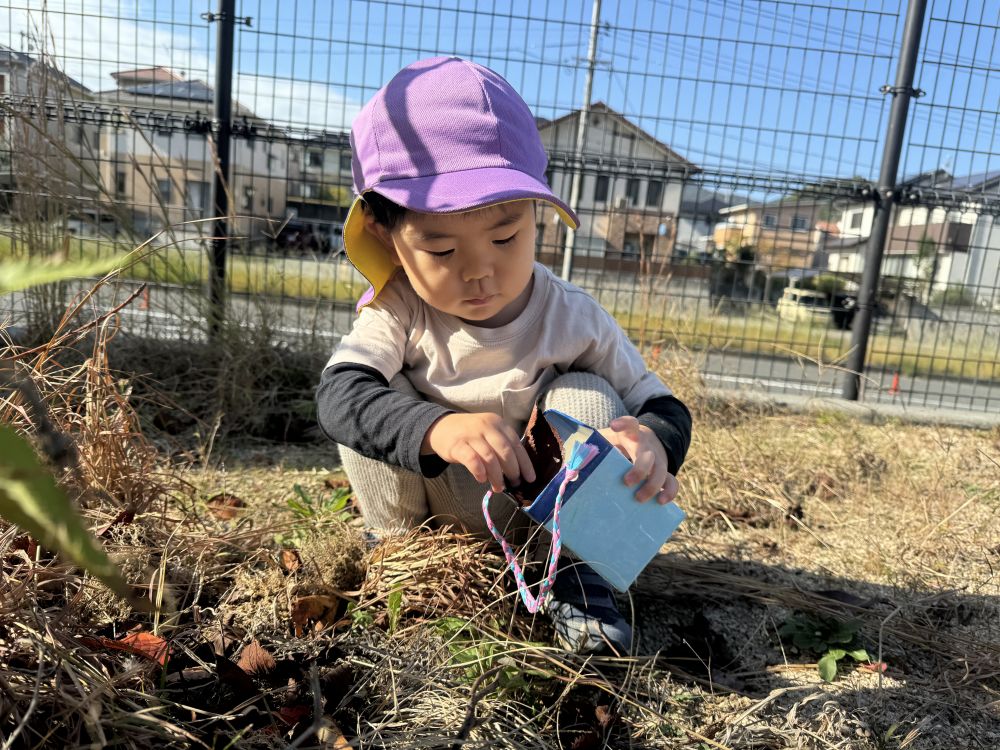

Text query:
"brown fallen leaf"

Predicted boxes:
[[290, 594, 341, 637], [96, 508, 136, 537], [323, 474, 350, 490], [237, 639, 276, 675], [317, 717, 351, 749], [80, 631, 170, 666], [280, 548, 302, 573], [277, 704, 311, 726], [207, 492, 245, 520]]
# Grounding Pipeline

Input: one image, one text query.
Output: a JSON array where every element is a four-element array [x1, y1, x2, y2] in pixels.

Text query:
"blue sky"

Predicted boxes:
[[8, 0, 1000, 187]]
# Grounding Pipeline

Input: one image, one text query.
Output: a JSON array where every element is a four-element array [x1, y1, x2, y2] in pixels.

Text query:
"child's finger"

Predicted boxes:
[[656, 474, 680, 505], [502, 425, 537, 483], [624, 448, 655, 487], [483, 430, 524, 487], [609, 415, 640, 435], [636, 463, 668, 503], [471, 438, 506, 492]]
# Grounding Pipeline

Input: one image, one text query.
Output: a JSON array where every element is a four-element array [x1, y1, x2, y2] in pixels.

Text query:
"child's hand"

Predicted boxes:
[[599, 416, 679, 504], [422, 413, 536, 492]]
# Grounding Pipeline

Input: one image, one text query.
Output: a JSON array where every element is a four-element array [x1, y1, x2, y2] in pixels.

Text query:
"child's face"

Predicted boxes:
[[369, 200, 538, 327]]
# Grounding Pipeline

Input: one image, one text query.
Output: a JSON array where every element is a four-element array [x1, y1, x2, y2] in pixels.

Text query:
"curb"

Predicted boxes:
[[707, 388, 1000, 430]]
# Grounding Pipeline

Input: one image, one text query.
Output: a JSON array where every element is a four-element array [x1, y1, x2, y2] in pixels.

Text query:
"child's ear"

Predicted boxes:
[[362, 209, 401, 265]]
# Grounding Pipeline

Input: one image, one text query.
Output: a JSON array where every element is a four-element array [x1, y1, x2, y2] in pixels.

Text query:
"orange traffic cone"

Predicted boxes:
[[888, 371, 900, 396]]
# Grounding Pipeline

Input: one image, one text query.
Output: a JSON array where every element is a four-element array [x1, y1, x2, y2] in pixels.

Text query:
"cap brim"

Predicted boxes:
[[374, 167, 579, 228], [344, 168, 579, 310]]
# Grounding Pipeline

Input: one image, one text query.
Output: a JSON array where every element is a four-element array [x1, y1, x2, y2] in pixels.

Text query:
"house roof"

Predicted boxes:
[[718, 194, 835, 215], [0, 43, 90, 92], [112, 67, 185, 85], [118, 80, 215, 102], [951, 170, 1000, 191], [538, 102, 699, 171]]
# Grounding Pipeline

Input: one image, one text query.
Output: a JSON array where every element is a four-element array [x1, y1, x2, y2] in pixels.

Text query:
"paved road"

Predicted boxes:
[[701, 351, 1000, 412], [5, 279, 998, 413]]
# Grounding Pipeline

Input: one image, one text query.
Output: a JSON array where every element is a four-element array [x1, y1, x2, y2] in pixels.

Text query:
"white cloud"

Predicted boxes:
[[10, 1, 360, 131]]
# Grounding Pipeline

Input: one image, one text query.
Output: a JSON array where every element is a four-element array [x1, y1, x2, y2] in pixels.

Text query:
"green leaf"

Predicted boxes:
[[0, 256, 125, 294], [825, 648, 846, 661], [0, 426, 132, 601], [818, 652, 840, 682], [387, 587, 403, 634], [847, 648, 870, 662]]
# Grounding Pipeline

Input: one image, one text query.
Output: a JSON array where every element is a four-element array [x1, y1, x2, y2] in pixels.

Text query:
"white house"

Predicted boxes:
[[827, 169, 1000, 302], [536, 102, 699, 268]]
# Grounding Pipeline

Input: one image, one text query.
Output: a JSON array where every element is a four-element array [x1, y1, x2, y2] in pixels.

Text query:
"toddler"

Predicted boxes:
[[317, 56, 691, 654]]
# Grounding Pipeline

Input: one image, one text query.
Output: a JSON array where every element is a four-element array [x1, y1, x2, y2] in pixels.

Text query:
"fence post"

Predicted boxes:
[[206, 0, 236, 337], [560, 0, 601, 282], [842, 0, 928, 401]]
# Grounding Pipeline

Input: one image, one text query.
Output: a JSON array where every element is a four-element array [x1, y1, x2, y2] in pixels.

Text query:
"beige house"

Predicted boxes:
[[285, 131, 354, 234], [0, 44, 102, 218], [537, 103, 698, 269], [94, 66, 288, 244], [714, 196, 836, 269]]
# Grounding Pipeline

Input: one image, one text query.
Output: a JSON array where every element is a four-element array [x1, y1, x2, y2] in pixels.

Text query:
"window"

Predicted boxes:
[[155, 179, 172, 205], [791, 214, 809, 231], [115, 171, 127, 196], [242, 185, 255, 210], [646, 180, 663, 208], [339, 151, 352, 172], [849, 211, 863, 229], [185, 180, 210, 216], [622, 232, 640, 258], [762, 213, 777, 229], [267, 196, 274, 214], [72, 125, 84, 144], [626, 178, 640, 206], [593, 175, 609, 203], [307, 150, 323, 168]]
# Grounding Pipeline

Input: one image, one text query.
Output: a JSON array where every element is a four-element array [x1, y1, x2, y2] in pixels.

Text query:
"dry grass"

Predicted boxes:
[[2, 283, 1000, 749]]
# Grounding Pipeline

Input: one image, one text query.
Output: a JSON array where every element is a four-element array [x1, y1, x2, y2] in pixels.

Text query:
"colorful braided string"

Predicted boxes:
[[482, 442, 599, 613]]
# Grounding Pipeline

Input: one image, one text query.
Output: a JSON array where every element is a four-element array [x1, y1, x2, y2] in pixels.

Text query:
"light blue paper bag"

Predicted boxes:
[[519, 409, 685, 592]]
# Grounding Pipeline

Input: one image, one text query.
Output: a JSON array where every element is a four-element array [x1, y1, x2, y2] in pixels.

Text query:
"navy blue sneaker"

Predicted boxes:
[[544, 561, 633, 655]]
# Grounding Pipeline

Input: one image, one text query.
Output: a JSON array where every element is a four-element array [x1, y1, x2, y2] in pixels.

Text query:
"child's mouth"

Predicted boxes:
[[465, 295, 496, 306]]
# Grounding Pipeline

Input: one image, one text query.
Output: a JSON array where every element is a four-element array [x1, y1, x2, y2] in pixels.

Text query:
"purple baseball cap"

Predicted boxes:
[[343, 56, 579, 310]]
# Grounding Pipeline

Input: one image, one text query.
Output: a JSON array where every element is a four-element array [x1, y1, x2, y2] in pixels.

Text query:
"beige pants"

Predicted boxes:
[[338, 371, 627, 538]]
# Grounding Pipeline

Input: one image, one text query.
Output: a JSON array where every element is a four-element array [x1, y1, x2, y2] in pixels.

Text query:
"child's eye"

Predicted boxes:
[[425, 249, 454, 258], [493, 233, 517, 246]]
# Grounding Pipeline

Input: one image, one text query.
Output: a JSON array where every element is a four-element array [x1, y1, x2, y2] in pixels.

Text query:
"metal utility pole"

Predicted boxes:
[[560, 0, 601, 282], [207, 0, 237, 337], [842, 0, 927, 401]]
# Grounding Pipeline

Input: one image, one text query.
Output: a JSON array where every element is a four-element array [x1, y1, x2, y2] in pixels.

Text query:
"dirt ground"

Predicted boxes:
[[184, 405, 1000, 749]]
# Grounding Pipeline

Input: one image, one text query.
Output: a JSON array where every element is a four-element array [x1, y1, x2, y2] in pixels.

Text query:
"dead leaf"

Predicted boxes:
[[808, 471, 839, 500], [323, 475, 350, 490], [96, 508, 136, 537], [280, 548, 302, 573], [277, 704, 311, 726], [207, 492, 245, 520], [214, 654, 259, 701], [237, 639, 276, 675], [317, 717, 351, 749], [290, 594, 341, 637], [860, 661, 889, 673], [81, 631, 170, 666]]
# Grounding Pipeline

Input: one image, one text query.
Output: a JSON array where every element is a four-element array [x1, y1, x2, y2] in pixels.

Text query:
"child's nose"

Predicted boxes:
[[462, 252, 493, 282]]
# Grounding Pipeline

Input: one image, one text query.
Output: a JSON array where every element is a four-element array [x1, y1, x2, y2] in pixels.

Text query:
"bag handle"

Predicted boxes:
[[482, 441, 599, 613]]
